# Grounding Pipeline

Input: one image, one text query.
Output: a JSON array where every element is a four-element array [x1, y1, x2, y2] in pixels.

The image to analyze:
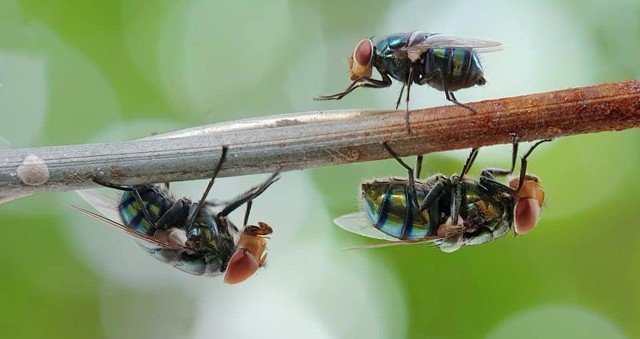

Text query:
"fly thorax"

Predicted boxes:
[[185, 208, 220, 251]]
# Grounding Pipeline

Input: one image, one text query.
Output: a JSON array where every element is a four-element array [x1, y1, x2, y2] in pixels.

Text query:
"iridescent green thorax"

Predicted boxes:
[[373, 34, 414, 82], [459, 179, 514, 237], [185, 205, 226, 250]]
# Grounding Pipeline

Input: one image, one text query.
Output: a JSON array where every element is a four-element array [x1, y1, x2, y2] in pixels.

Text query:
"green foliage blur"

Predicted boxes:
[[1, 1, 639, 338]]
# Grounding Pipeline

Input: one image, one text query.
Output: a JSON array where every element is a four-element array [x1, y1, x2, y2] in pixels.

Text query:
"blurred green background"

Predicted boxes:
[[1, 1, 639, 338]]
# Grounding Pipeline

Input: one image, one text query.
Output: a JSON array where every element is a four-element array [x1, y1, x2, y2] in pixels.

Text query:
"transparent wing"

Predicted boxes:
[[343, 237, 440, 250], [333, 212, 398, 241], [72, 188, 187, 251], [412, 35, 503, 52], [76, 189, 123, 222], [398, 34, 504, 62], [335, 212, 444, 249], [335, 211, 470, 252], [67, 203, 182, 250]]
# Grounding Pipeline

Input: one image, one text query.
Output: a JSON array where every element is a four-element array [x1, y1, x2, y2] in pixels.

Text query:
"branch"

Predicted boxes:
[[1, 80, 639, 203]]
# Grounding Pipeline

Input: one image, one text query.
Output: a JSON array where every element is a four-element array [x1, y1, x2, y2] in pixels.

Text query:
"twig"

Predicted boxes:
[[1, 80, 638, 203]]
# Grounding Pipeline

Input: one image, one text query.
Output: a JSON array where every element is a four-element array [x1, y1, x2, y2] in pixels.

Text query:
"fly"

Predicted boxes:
[[71, 146, 279, 284], [315, 31, 503, 132], [335, 137, 549, 252]]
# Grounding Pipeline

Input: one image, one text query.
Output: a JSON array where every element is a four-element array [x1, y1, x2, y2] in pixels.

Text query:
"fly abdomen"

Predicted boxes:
[[119, 186, 174, 235], [361, 181, 431, 240], [423, 48, 485, 92]]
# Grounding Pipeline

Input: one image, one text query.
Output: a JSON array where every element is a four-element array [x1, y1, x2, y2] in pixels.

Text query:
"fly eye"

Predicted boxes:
[[514, 198, 541, 234], [223, 248, 259, 284], [353, 39, 373, 66], [349, 39, 374, 81]]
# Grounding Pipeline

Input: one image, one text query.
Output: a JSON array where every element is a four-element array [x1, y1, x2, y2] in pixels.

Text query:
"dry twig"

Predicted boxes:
[[0, 80, 638, 203]]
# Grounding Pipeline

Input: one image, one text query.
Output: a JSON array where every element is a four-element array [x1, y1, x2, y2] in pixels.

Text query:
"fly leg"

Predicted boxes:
[[395, 82, 405, 110], [380, 140, 423, 227], [479, 136, 551, 192], [217, 172, 281, 220], [418, 177, 449, 237], [381, 141, 416, 196], [420, 68, 477, 113], [460, 147, 480, 177], [315, 79, 360, 101], [243, 201, 253, 227], [449, 147, 480, 230], [314, 73, 393, 101], [396, 66, 422, 133], [185, 146, 229, 228], [399, 67, 418, 133], [480, 133, 519, 179], [513, 139, 551, 192], [415, 155, 424, 179], [449, 176, 463, 226], [446, 92, 476, 113]]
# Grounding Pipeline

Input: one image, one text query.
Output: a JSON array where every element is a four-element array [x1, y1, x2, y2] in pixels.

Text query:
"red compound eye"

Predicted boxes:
[[509, 175, 545, 234], [224, 248, 259, 284], [514, 198, 541, 234], [353, 39, 373, 66]]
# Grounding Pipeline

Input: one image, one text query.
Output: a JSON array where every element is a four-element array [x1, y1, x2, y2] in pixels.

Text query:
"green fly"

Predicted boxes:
[[72, 146, 279, 284], [315, 31, 503, 132], [335, 138, 549, 252]]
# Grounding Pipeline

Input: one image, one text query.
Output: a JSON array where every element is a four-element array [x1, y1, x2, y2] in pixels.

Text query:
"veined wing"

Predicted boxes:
[[411, 35, 503, 52], [72, 188, 188, 251], [399, 34, 504, 62], [76, 189, 122, 223], [67, 203, 186, 250], [334, 212, 399, 242], [343, 237, 441, 250], [336, 211, 466, 252]]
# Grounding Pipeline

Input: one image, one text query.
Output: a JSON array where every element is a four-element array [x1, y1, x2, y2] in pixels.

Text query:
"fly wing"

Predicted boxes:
[[72, 188, 188, 251], [333, 212, 398, 241], [335, 212, 442, 249], [343, 237, 441, 250], [398, 35, 504, 62], [335, 211, 465, 251], [76, 189, 123, 223], [411, 35, 504, 52], [67, 203, 183, 249]]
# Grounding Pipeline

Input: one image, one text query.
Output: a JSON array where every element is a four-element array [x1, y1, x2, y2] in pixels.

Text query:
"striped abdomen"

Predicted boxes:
[[361, 180, 433, 240], [118, 186, 174, 235], [423, 48, 485, 92]]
